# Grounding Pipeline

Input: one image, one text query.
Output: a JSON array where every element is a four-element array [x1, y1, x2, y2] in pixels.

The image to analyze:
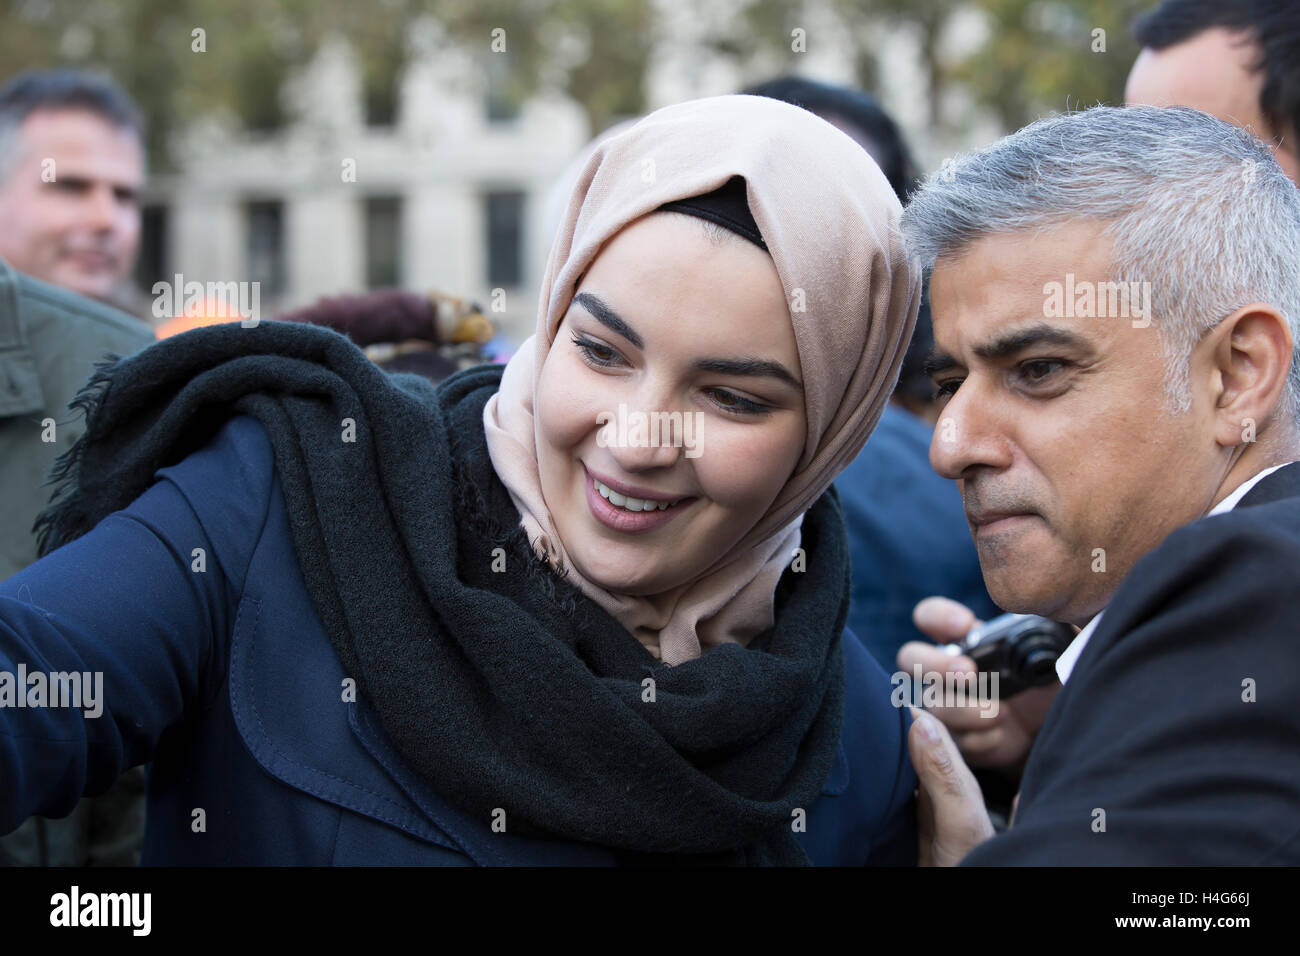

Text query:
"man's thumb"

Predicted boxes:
[[912, 596, 978, 644], [909, 707, 966, 796]]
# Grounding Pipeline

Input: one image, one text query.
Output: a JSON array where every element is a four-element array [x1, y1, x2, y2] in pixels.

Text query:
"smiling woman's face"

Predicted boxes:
[[535, 212, 806, 596]]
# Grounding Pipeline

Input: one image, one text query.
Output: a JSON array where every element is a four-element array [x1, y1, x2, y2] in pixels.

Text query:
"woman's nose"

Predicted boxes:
[[598, 403, 690, 472]]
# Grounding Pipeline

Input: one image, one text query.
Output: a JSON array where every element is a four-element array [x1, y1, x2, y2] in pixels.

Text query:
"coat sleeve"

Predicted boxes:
[[839, 627, 918, 866], [0, 415, 276, 834], [863, 702, 918, 866], [960, 508, 1300, 865]]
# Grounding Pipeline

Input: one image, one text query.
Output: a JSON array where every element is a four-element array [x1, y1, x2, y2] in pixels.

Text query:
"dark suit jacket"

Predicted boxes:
[[963, 461, 1300, 865]]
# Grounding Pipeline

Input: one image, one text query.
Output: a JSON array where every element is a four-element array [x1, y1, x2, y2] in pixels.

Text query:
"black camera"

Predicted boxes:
[[940, 613, 1075, 698]]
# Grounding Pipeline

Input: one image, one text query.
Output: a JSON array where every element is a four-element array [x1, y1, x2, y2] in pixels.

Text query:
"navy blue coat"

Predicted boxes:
[[0, 415, 917, 865], [836, 405, 999, 671]]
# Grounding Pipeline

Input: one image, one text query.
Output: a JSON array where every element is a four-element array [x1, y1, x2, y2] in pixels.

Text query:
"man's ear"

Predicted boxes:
[[1208, 302, 1295, 447]]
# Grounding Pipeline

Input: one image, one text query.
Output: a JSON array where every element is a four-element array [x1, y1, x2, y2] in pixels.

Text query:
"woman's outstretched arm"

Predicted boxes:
[[0, 416, 274, 833]]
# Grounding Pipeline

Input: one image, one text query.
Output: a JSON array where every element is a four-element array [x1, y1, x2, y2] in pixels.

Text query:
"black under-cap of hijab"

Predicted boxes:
[[657, 175, 767, 251]]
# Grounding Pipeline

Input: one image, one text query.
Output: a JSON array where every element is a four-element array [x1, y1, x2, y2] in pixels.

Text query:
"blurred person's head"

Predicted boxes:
[[902, 105, 1300, 626], [743, 75, 917, 201], [1127, 0, 1300, 184], [746, 75, 939, 419], [0, 70, 145, 302]]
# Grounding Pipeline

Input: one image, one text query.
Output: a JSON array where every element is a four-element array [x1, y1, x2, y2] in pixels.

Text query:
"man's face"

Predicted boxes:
[[0, 108, 143, 301], [927, 222, 1228, 626], [1126, 26, 1299, 184]]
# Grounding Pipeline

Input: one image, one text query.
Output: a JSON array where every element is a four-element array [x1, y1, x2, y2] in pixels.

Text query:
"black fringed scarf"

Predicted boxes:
[[36, 321, 849, 865]]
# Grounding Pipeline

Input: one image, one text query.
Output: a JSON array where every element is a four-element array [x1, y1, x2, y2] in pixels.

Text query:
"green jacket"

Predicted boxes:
[[0, 257, 154, 865], [0, 258, 155, 580]]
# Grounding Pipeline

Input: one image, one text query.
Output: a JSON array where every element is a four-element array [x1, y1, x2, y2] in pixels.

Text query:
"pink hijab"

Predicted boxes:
[[484, 94, 919, 665]]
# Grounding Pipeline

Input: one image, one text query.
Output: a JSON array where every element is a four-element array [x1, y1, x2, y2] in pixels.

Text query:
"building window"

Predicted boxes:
[[484, 190, 524, 288], [246, 200, 286, 298], [365, 196, 402, 288], [364, 58, 400, 127], [134, 203, 168, 293], [484, 55, 520, 123], [237, 57, 288, 133]]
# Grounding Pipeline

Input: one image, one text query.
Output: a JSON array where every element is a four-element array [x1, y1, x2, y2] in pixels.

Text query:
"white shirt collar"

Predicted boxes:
[[1055, 462, 1296, 684], [1205, 461, 1292, 516]]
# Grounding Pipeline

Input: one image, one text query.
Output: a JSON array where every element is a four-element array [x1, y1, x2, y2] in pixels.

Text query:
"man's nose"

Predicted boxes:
[[83, 185, 118, 232], [929, 379, 1013, 479]]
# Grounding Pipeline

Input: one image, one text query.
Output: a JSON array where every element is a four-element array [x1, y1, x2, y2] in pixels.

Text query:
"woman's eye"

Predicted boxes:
[[571, 334, 622, 368], [706, 388, 770, 416]]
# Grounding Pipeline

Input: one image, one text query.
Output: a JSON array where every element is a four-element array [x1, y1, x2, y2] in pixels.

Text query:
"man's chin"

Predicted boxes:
[[58, 272, 117, 303], [982, 570, 1072, 620]]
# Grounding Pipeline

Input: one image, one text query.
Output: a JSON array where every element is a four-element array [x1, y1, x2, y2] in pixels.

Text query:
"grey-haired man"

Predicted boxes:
[[901, 104, 1300, 865]]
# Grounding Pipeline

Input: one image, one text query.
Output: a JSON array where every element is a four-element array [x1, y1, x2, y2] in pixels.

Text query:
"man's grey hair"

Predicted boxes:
[[901, 105, 1300, 425], [0, 69, 145, 183]]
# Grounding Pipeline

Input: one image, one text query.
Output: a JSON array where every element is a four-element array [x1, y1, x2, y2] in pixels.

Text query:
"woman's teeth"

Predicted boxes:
[[594, 479, 678, 512]]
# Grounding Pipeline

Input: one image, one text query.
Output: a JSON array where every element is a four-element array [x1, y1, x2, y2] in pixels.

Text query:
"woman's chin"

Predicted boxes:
[[567, 550, 682, 596], [580, 566, 660, 595]]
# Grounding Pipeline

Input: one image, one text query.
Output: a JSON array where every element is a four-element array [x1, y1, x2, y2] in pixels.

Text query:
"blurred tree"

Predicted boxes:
[[822, 0, 1146, 131], [428, 0, 654, 132], [696, 0, 1149, 134], [953, 0, 1148, 130], [840, 0, 955, 127], [0, 0, 1154, 169], [0, 0, 191, 166]]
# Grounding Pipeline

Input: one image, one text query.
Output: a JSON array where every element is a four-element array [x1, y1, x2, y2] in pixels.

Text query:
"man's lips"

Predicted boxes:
[[967, 511, 1038, 533], [64, 250, 115, 271]]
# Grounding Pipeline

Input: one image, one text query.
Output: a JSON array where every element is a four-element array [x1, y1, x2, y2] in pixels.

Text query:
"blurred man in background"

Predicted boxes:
[[0, 68, 154, 866], [0, 70, 145, 305]]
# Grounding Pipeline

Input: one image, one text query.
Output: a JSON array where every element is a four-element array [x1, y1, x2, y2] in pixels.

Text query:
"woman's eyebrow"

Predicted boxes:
[[573, 292, 643, 349], [694, 357, 802, 389], [572, 290, 800, 388]]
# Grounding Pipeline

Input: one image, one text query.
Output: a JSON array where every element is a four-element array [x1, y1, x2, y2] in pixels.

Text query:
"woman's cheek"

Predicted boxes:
[[537, 350, 609, 452], [694, 420, 796, 510]]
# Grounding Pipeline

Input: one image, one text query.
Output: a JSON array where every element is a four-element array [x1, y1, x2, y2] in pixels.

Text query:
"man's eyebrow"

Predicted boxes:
[[973, 324, 1092, 361], [923, 351, 959, 378], [925, 324, 1094, 377], [572, 292, 643, 349], [694, 357, 802, 389]]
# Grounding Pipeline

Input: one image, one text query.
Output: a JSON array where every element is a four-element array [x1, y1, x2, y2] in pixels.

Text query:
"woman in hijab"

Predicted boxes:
[[0, 95, 919, 866]]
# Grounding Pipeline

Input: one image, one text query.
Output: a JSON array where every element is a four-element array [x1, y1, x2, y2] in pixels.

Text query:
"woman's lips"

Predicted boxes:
[[583, 467, 695, 534]]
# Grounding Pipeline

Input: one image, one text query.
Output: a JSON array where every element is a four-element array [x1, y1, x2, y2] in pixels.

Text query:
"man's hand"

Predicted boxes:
[[897, 596, 1059, 772], [908, 707, 995, 866]]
